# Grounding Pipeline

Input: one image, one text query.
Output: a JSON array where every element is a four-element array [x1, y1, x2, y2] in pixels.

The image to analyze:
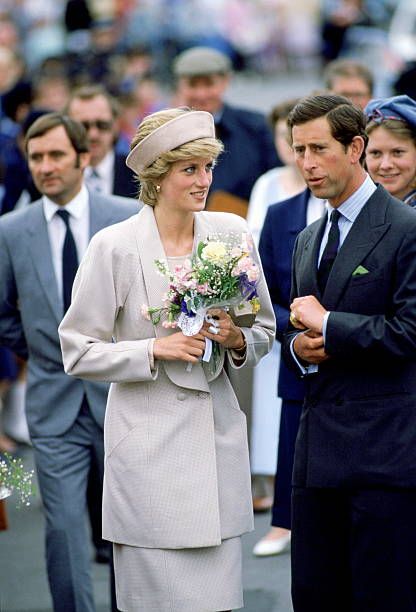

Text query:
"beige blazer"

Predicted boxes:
[[59, 205, 275, 549]]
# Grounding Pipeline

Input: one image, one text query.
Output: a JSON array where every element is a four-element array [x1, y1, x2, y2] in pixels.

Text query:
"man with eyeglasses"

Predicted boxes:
[[66, 84, 136, 198], [323, 59, 374, 111]]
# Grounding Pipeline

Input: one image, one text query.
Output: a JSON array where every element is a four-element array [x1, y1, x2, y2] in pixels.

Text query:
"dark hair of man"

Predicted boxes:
[[287, 94, 368, 164], [323, 59, 374, 96], [25, 112, 90, 158], [65, 84, 120, 119]]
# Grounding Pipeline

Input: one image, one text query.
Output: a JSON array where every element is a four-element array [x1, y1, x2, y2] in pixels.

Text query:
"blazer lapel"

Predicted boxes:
[[88, 191, 116, 237], [297, 215, 327, 298], [134, 206, 210, 392], [26, 205, 62, 322], [322, 188, 390, 309]]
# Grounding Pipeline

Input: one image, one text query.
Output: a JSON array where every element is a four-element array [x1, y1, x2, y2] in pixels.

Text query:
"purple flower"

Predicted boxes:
[[180, 299, 195, 316], [239, 274, 258, 300]]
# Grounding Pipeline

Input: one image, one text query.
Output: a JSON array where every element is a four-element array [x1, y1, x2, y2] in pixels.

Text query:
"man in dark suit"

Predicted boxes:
[[66, 84, 137, 198], [173, 46, 279, 216], [0, 113, 138, 611], [283, 94, 416, 611]]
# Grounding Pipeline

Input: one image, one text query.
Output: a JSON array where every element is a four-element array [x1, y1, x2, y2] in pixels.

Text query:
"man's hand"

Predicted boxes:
[[290, 295, 328, 334], [293, 330, 330, 365]]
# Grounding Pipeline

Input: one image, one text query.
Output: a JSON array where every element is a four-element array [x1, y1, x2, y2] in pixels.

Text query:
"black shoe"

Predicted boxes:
[[94, 545, 111, 564]]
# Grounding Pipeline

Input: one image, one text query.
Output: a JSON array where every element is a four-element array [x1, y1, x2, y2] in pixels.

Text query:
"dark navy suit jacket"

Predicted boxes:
[[259, 189, 309, 402], [212, 103, 279, 202], [283, 186, 416, 488], [113, 153, 137, 198]]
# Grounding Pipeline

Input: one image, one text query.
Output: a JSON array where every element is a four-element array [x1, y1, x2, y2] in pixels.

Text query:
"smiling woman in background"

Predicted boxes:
[[365, 94, 416, 207]]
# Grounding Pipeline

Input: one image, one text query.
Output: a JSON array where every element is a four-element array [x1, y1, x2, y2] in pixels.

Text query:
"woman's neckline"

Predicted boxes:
[[166, 253, 192, 260]]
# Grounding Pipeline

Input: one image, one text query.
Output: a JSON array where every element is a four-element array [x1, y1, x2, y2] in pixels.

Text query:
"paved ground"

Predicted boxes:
[[0, 445, 292, 612]]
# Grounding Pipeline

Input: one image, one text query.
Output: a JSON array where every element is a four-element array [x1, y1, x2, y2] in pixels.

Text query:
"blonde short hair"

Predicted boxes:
[[130, 108, 223, 206]]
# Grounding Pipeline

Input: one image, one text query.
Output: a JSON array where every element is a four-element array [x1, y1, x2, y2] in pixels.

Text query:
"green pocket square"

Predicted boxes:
[[352, 265, 369, 276]]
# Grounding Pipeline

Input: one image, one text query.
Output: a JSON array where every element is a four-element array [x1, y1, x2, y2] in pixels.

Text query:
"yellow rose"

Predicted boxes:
[[201, 241, 227, 263]]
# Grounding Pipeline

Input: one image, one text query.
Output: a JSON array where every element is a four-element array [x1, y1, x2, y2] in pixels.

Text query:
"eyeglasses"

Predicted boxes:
[[81, 120, 113, 132], [338, 91, 369, 99]]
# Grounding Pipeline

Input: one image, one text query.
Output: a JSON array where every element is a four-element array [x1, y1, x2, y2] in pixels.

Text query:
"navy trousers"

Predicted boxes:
[[291, 486, 416, 612], [271, 399, 302, 529]]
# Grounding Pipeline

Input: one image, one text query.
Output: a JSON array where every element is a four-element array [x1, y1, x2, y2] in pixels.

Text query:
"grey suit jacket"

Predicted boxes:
[[59, 205, 276, 548], [0, 190, 139, 437]]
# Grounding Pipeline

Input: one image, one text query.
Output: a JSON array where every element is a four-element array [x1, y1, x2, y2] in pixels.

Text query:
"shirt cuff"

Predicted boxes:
[[147, 338, 155, 371], [322, 311, 331, 344], [290, 334, 318, 375]]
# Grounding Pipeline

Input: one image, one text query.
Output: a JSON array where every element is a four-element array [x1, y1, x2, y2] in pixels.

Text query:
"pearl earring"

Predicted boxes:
[[156, 185, 161, 193]]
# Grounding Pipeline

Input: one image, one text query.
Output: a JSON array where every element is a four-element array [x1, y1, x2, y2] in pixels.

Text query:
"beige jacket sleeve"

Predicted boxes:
[[59, 226, 158, 383]]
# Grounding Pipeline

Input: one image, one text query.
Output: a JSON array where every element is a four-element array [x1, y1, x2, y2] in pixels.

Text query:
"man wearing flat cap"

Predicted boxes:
[[173, 46, 279, 218]]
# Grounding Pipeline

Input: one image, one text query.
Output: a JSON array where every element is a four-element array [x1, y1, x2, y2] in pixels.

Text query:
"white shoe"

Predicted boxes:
[[252, 533, 291, 557]]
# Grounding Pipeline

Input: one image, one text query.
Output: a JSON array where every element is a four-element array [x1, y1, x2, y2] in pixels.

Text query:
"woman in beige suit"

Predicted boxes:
[[59, 108, 275, 612]]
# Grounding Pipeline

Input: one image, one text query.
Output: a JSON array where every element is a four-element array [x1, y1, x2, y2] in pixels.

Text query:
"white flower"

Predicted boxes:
[[201, 241, 227, 263]]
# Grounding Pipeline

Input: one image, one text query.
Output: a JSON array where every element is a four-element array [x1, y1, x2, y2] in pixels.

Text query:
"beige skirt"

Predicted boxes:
[[113, 536, 243, 611]]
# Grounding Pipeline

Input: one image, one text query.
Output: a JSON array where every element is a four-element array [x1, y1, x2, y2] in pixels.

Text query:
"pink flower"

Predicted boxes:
[[247, 265, 260, 282], [162, 320, 178, 328], [233, 256, 252, 275], [241, 232, 254, 253], [141, 304, 151, 320], [231, 246, 242, 258], [197, 283, 210, 294]]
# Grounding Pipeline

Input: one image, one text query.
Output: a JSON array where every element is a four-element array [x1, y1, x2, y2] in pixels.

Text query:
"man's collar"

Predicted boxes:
[[91, 149, 115, 177], [43, 184, 89, 222], [330, 174, 377, 223]]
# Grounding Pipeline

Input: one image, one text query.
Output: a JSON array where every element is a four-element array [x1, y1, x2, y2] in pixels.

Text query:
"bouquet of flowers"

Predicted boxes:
[[141, 232, 261, 369], [0, 452, 35, 507]]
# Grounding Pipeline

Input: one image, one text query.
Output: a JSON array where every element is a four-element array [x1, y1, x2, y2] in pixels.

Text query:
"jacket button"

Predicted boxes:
[[177, 392, 186, 401]]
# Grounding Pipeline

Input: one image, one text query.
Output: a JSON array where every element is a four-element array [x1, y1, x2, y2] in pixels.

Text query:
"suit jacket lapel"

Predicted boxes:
[[134, 205, 210, 392], [322, 187, 390, 309], [26, 204, 62, 322], [297, 214, 327, 297], [88, 191, 116, 237]]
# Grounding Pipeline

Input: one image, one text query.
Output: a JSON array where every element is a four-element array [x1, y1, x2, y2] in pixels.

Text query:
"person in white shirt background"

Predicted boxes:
[[66, 83, 137, 199], [247, 98, 305, 514]]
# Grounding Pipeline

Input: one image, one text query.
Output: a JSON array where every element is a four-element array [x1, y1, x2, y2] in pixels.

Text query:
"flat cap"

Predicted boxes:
[[173, 46, 232, 77]]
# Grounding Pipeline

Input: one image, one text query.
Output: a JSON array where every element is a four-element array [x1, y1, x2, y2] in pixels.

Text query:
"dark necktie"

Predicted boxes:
[[317, 209, 341, 293], [56, 209, 78, 312]]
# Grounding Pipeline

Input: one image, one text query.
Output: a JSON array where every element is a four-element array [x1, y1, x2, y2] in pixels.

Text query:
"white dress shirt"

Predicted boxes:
[[43, 184, 90, 304], [84, 150, 114, 195]]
